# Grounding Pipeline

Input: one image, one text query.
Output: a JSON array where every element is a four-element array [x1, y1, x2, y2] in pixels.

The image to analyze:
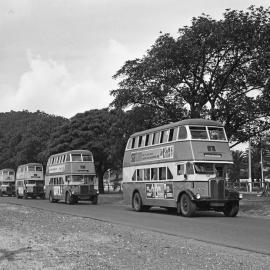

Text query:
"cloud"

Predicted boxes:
[[8, 54, 112, 118]]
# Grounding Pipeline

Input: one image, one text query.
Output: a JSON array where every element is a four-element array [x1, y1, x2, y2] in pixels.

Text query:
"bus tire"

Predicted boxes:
[[65, 192, 72, 204], [49, 192, 55, 203], [92, 196, 98, 205], [132, 192, 144, 212], [223, 201, 239, 217], [180, 193, 196, 217]]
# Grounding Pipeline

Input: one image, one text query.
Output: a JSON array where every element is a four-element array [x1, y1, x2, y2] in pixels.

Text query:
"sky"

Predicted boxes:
[[0, 0, 269, 118]]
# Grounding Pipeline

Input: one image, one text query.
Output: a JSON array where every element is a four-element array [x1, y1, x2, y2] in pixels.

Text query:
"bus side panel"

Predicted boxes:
[[123, 141, 193, 167]]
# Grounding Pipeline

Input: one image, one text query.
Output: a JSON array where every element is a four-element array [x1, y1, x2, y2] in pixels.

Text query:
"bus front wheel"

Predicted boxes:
[[92, 196, 98, 205], [16, 191, 21, 199], [223, 201, 239, 217], [180, 193, 196, 217], [49, 192, 55, 203], [65, 192, 73, 204]]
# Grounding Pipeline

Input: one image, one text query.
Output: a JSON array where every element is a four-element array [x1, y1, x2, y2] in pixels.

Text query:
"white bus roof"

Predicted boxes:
[[131, 118, 223, 137], [17, 163, 43, 168], [48, 149, 93, 158]]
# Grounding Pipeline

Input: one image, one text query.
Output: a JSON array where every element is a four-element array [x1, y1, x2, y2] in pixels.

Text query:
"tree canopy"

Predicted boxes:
[[111, 6, 270, 147], [0, 110, 67, 169]]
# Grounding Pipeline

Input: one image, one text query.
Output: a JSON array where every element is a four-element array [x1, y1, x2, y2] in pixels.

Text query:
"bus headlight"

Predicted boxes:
[[195, 193, 201, 199], [239, 193, 243, 199]]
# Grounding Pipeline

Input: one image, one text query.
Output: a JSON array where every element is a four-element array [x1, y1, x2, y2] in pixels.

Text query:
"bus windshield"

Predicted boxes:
[[190, 126, 208, 139], [69, 175, 94, 184], [25, 180, 44, 185], [2, 182, 12, 185], [194, 163, 215, 174], [208, 127, 226, 140]]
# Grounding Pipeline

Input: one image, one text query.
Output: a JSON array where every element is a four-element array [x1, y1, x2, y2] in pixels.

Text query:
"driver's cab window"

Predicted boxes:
[[186, 162, 194, 174], [177, 164, 185, 175], [215, 165, 224, 178]]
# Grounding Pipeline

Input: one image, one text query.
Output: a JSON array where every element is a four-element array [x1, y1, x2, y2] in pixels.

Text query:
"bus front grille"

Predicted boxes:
[[210, 179, 225, 200], [80, 185, 89, 195]]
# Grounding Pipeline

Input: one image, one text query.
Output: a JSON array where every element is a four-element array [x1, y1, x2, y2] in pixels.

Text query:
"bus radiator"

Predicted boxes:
[[210, 179, 225, 200], [80, 185, 89, 195]]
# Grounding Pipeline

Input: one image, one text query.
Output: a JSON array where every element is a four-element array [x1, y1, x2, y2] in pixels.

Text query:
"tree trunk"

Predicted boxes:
[[97, 172, 104, 194]]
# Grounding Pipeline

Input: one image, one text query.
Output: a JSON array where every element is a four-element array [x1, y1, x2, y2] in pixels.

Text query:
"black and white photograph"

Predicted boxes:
[[0, 0, 270, 269]]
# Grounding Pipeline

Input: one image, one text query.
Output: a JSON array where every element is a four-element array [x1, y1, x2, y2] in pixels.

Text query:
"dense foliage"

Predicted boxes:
[[0, 111, 67, 169], [111, 6, 270, 147]]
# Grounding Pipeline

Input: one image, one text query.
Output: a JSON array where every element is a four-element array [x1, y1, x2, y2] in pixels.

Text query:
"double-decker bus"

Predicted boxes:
[[0, 169, 15, 197], [45, 150, 98, 204], [122, 119, 242, 217], [16, 163, 45, 199]]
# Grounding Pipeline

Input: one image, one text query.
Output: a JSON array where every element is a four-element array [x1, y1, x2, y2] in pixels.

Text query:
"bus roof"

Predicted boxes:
[[48, 149, 93, 158], [0, 168, 15, 172], [131, 118, 223, 137], [17, 163, 43, 168]]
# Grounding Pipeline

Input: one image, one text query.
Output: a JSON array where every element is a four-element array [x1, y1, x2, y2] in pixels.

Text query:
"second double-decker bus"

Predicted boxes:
[[122, 118, 242, 217], [45, 150, 98, 204], [0, 168, 15, 197], [16, 163, 45, 199]]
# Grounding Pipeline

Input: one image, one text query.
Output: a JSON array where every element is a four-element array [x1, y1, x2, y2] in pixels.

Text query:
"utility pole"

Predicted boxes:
[[261, 146, 264, 189], [248, 139, 252, 192]]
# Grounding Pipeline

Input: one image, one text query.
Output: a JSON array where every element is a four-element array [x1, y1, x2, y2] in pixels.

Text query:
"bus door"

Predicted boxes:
[[17, 181, 24, 195]]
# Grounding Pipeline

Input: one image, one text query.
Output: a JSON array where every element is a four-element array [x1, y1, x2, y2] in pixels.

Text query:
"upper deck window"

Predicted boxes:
[[160, 130, 169, 144], [127, 138, 132, 149], [28, 166, 35, 171], [130, 137, 136, 149], [66, 154, 70, 162], [36, 166, 43, 171], [208, 127, 226, 141], [71, 154, 82, 162], [82, 154, 93, 162], [138, 136, 143, 147], [152, 132, 160, 145], [145, 134, 150, 146], [9, 171, 14, 175], [168, 128, 178, 142], [178, 126, 187, 139], [190, 126, 208, 139]]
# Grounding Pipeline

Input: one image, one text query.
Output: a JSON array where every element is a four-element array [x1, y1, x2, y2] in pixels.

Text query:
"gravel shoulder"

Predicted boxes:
[[0, 201, 270, 270]]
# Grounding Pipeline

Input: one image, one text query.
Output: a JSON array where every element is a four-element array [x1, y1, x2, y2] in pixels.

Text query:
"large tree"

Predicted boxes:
[[111, 6, 270, 147], [0, 111, 67, 169]]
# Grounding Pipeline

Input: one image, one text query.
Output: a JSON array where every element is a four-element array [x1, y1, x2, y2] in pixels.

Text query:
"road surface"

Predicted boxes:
[[1, 196, 270, 256]]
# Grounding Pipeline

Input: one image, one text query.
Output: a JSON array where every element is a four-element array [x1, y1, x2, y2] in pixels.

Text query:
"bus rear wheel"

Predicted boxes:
[[132, 192, 144, 212], [223, 201, 239, 217], [180, 193, 196, 217]]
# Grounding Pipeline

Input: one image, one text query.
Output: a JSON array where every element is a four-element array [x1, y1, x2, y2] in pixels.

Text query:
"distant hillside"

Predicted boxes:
[[0, 110, 68, 169]]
